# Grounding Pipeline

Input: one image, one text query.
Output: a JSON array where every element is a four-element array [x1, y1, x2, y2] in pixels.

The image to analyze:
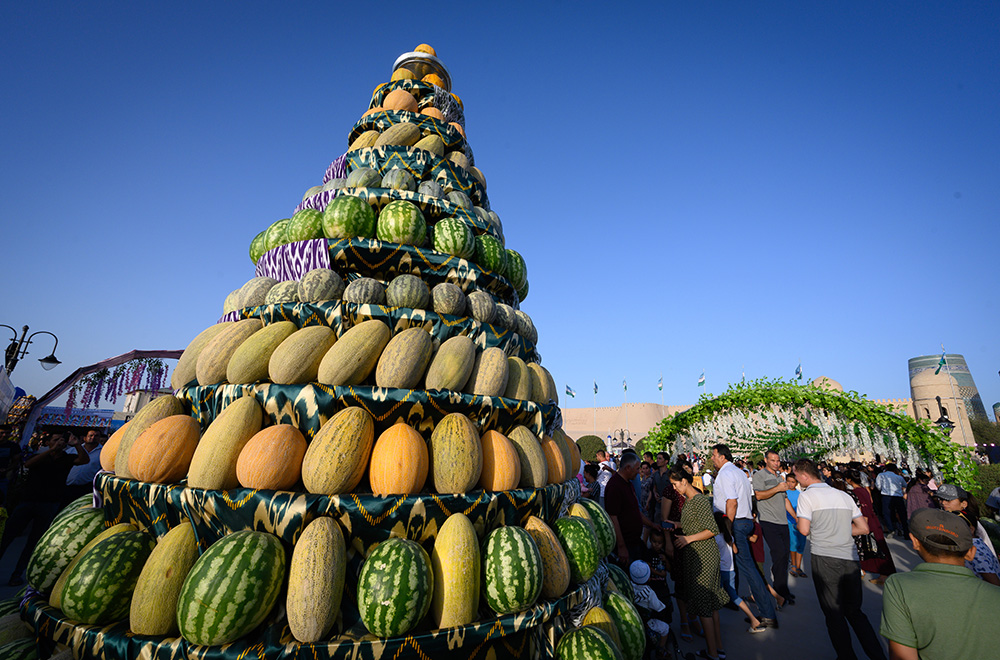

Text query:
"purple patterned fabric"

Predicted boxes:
[[293, 188, 339, 216], [217, 310, 242, 324], [255, 238, 331, 282], [322, 153, 348, 184]]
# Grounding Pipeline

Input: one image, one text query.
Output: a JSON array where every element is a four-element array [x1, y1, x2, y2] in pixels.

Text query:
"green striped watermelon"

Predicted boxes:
[[263, 218, 291, 252], [577, 499, 615, 558], [556, 626, 624, 660], [474, 235, 507, 277], [603, 591, 646, 660], [177, 530, 286, 646], [322, 195, 376, 239], [357, 537, 433, 637], [505, 249, 527, 289], [386, 274, 430, 309], [516, 278, 529, 303], [376, 200, 426, 246], [285, 208, 325, 242], [61, 530, 155, 625], [51, 494, 93, 525], [482, 526, 543, 615], [0, 638, 38, 660], [432, 217, 475, 259], [553, 517, 599, 584], [26, 508, 105, 594], [605, 564, 635, 602], [250, 229, 267, 264]]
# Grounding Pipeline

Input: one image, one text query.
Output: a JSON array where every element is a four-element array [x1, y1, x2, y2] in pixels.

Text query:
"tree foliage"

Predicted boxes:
[[576, 435, 605, 462]]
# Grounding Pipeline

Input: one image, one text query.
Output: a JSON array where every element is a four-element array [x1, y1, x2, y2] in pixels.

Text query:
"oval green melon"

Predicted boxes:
[[342, 277, 386, 305], [556, 626, 624, 660], [316, 319, 391, 386], [528, 362, 559, 405], [322, 194, 376, 239], [263, 281, 299, 304], [26, 508, 106, 594], [376, 200, 426, 246], [446, 190, 472, 209], [374, 123, 421, 148], [268, 325, 337, 385], [287, 517, 346, 643], [431, 217, 475, 259], [345, 167, 381, 188], [375, 327, 433, 389], [464, 346, 509, 397], [603, 591, 646, 660], [430, 513, 479, 628], [385, 274, 430, 309], [414, 134, 445, 157], [507, 426, 548, 489], [493, 303, 517, 331], [517, 278, 529, 303], [431, 282, 467, 316], [417, 180, 445, 198], [554, 517, 600, 584], [130, 522, 199, 636], [285, 208, 325, 242], [222, 289, 241, 314], [237, 276, 278, 308], [425, 335, 476, 391], [467, 291, 496, 324], [298, 268, 345, 302], [226, 321, 298, 384], [263, 218, 291, 252], [429, 413, 482, 495], [172, 323, 234, 389], [61, 530, 156, 625], [515, 310, 537, 344], [381, 168, 417, 192], [504, 356, 533, 399], [577, 499, 615, 558], [195, 318, 263, 386]]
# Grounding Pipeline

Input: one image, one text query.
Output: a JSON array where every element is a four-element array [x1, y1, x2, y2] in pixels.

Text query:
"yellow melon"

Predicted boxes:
[[414, 44, 437, 56], [383, 89, 418, 113], [422, 73, 446, 88], [391, 67, 416, 81]]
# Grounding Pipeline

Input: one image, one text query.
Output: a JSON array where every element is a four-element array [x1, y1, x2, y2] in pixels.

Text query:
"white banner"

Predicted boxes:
[[0, 368, 14, 420]]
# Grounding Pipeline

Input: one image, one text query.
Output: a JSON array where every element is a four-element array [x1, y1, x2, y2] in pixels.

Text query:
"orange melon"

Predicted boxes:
[[128, 415, 201, 484], [236, 424, 307, 491], [540, 434, 567, 484], [479, 430, 520, 491], [420, 106, 445, 121], [449, 121, 465, 138], [100, 422, 129, 473], [383, 89, 418, 113], [451, 93, 463, 109], [368, 422, 429, 496], [363, 106, 384, 117]]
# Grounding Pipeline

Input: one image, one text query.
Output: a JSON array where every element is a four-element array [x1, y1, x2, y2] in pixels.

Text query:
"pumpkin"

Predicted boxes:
[[128, 415, 201, 484], [383, 89, 418, 113], [420, 106, 445, 121], [478, 430, 520, 491], [99, 422, 129, 473], [368, 422, 429, 496], [414, 43, 437, 56], [236, 425, 307, 491]]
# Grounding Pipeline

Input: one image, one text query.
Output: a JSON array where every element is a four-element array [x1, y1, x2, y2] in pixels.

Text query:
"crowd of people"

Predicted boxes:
[[0, 426, 106, 587], [577, 443, 1000, 660]]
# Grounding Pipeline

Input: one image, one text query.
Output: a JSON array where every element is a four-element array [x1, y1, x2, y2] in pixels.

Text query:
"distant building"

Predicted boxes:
[[908, 354, 987, 419], [994, 402, 1000, 423]]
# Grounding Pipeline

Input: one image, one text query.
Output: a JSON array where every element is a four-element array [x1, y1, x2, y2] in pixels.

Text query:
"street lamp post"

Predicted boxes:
[[2, 324, 61, 374], [933, 395, 955, 436]]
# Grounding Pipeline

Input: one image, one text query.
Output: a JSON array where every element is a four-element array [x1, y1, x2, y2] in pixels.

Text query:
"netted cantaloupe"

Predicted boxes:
[[301, 407, 374, 495], [430, 513, 479, 629], [186, 396, 263, 490], [195, 318, 263, 386], [424, 335, 475, 392], [268, 325, 337, 385], [317, 319, 391, 386], [172, 322, 234, 389], [287, 517, 346, 643], [375, 327, 433, 389], [383, 89, 418, 113], [506, 426, 548, 490], [464, 347, 509, 397], [226, 321, 298, 384]]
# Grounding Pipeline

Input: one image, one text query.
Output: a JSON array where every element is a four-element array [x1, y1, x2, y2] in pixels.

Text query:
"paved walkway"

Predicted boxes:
[[0, 524, 919, 660]]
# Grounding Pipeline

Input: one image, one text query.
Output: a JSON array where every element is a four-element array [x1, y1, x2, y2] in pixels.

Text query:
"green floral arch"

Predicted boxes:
[[644, 378, 977, 488]]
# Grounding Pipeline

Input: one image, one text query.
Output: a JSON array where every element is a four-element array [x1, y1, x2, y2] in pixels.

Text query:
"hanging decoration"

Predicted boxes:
[[64, 358, 170, 418], [644, 378, 977, 488]]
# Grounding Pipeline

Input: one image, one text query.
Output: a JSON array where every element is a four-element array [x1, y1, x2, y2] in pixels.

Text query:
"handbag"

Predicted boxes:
[[854, 531, 886, 561]]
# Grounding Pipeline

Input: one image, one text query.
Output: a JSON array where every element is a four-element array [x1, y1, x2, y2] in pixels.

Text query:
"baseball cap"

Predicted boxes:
[[934, 483, 967, 501], [629, 560, 651, 585], [909, 508, 973, 553]]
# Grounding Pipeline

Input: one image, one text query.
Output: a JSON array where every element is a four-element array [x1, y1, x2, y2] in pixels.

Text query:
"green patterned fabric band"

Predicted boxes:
[[176, 382, 557, 441], [346, 142, 486, 207]]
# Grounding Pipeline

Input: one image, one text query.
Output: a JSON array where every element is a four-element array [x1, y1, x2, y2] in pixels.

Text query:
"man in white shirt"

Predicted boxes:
[[794, 458, 886, 660], [711, 443, 778, 627], [596, 450, 615, 506], [874, 464, 908, 538]]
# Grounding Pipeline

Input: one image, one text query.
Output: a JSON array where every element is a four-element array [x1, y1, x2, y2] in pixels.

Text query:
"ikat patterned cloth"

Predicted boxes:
[[345, 145, 487, 208]]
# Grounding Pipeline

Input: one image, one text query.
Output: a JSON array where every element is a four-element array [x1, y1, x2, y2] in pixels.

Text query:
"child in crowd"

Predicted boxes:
[[645, 527, 673, 622], [714, 512, 766, 634], [629, 560, 674, 660]]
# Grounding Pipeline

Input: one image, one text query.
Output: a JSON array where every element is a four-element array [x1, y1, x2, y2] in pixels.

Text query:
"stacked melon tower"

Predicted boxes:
[[15, 46, 645, 660]]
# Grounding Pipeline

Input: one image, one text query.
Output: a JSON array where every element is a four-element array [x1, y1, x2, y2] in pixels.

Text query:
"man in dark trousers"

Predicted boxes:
[[753, 450, 796, 606]]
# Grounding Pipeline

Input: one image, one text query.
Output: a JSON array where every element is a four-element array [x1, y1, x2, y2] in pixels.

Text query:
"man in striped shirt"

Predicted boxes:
[[794, 458, 886, 660]]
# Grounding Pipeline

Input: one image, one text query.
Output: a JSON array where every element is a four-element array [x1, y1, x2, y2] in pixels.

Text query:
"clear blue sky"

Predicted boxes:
[[2, 2, 998, 415]]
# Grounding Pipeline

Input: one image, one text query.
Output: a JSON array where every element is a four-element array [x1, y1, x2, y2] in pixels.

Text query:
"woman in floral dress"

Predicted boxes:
[[671, 468, 729, 660]]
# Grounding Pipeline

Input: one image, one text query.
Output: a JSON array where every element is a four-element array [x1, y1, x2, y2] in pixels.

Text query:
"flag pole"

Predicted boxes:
[[593, 382, 597, 436], [624, 382, 629, 443]]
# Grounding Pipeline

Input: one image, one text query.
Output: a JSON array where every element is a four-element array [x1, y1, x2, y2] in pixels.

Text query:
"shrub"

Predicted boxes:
[[576, 435, 605, 463], [972, 463, 1000, 503]]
